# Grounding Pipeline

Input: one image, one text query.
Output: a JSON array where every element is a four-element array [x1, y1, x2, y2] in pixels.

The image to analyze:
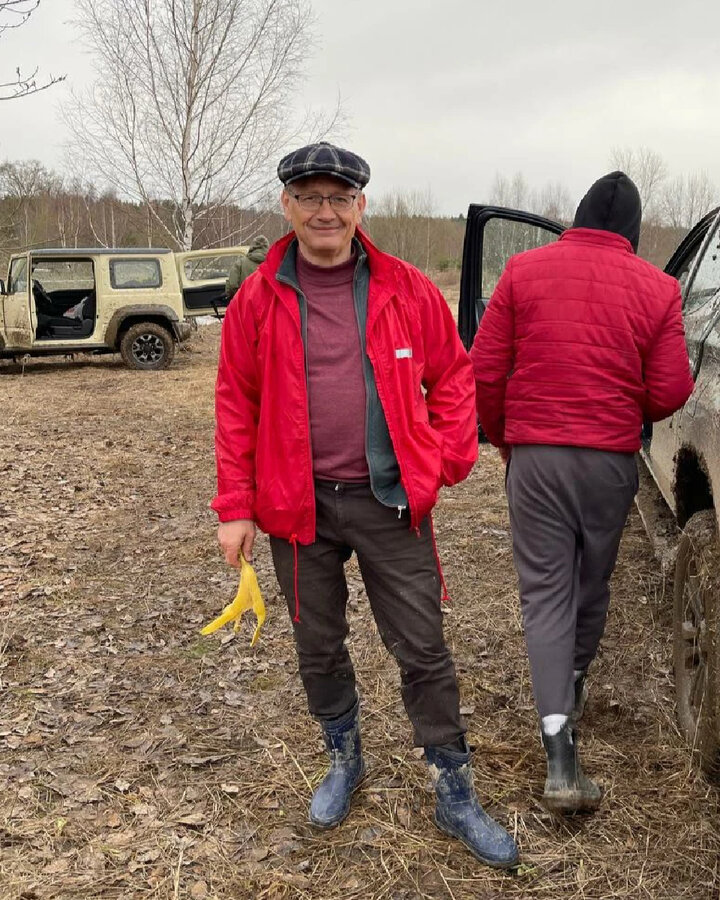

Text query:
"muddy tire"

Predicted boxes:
[[673, 509, 720, 776], [120, 322, 175, 371]]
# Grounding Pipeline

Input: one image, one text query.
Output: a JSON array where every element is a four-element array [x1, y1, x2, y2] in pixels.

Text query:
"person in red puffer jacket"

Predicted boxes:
[[471, 171, 694, 814]]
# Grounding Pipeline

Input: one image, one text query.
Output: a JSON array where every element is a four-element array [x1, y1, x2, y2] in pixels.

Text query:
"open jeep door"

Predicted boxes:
[[177, 246, 247, 318], [458, 205, 564, 350], [1, 254, 33, 349]]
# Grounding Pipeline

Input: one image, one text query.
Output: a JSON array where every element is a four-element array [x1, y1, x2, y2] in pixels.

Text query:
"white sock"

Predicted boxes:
[[541, 714, 568, 736]]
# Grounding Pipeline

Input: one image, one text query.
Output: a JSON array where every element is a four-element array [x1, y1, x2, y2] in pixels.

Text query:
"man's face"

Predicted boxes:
[[281, 175, 366, 266]]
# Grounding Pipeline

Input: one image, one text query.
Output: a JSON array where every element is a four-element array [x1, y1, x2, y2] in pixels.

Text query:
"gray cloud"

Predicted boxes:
[[3, 0, 719, 217]]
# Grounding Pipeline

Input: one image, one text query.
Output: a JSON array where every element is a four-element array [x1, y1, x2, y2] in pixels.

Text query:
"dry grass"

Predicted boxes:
[[0, 326, 718, 900]]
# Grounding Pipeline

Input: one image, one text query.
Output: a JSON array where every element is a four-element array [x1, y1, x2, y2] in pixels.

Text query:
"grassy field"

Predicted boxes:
[[1, 324, 718, 899]]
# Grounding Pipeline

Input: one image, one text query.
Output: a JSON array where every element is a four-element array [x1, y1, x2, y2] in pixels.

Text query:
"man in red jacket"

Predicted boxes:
[[212, 142, 518, 868], [471, 171, 694, 813]]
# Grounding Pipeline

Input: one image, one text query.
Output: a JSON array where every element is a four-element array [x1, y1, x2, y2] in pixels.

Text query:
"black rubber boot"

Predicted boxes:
[[541, 723, 601, 813], [572, 669, 588, 723], [309, 699, 365, 828], [425, 741, 519, 869]]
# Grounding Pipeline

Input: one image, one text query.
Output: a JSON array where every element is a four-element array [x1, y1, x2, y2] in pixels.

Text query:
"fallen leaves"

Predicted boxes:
[[1, 330, 719, 900]]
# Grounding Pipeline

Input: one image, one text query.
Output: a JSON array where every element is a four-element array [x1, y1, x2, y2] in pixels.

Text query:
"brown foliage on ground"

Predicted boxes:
[[1, 328, 718, 899]]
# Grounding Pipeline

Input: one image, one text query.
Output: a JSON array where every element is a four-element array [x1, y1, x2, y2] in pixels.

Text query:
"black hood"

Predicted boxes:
[[572, 171, 641, 252]]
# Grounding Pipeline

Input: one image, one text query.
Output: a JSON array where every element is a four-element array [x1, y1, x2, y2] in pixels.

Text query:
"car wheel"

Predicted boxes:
[[673, 508, 720, 776], [120, 322, 175, 371]]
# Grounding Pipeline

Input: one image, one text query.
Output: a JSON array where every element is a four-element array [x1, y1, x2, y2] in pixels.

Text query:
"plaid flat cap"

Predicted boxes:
[[277, 141, 370, 189]]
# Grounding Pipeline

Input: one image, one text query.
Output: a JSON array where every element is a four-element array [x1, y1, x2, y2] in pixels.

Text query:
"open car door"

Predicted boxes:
[[642, 206, 720, 506], [177, 246, 247, 318], [458, 206, 565, 351], [664, 207, 720, 380], [1, 254, 33, 349]]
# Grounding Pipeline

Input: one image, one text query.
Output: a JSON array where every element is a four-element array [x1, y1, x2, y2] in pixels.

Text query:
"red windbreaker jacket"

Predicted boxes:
[[212, 228, 478, 543], [470, 228, 694, 451]]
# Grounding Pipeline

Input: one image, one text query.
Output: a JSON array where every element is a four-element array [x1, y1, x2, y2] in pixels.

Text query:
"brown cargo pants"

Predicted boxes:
[[270, 479, 465, 747], [506, 445, 638, 719]]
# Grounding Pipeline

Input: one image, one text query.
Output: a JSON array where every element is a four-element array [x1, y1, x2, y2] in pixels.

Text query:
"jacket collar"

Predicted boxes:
[[560, 227, 635, 254], [257, 226, 402, 323], [261, 226, 397, 278]]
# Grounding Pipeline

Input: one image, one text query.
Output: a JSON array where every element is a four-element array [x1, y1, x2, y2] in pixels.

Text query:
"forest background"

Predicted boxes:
[[0, 147, 717, 279], [0, 1, 718, 277]]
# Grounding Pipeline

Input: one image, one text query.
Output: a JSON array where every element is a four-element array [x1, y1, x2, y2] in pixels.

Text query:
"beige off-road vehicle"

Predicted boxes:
[[0, 245, 246, 370]]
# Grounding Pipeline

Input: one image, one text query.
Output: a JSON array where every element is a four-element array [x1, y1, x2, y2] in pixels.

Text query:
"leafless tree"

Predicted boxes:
[[489, 172, 573, 223], [0, 158, 61, 247], [534, 181, 574, 224], [489, 171, 530, 209], [609, 146, 668, 221], [367, 189, 436, 270], [65, 0, 337, 250], [661, 171, 718, 230], [0, 1, 65, 100]]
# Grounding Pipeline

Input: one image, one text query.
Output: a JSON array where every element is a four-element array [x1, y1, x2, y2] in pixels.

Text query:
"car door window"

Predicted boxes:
[[458, 206, 563, 350], [481, 218, 560, 298], [675, 244, 702, 294], [183, 254, 243, 281], [8, 257, 28, 294], [110, 258, 162, 289], [684, 221, 720, 314], [681, 221, 720, 374]]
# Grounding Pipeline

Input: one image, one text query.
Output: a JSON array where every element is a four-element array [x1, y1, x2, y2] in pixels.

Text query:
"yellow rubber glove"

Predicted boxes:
[[201, 554, 266, 646]]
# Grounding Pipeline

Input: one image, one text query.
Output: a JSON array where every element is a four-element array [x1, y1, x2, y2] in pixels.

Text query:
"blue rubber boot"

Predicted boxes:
[[425, 741, 519, 869], [309, 699, 365, 828]]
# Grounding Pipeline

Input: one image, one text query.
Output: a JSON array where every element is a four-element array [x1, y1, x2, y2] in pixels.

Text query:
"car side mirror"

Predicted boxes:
[[0, 279, 5, 295]]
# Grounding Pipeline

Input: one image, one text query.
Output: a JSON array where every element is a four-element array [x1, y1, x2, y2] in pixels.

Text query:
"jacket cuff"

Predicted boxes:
[[210, 492, 255, 523]]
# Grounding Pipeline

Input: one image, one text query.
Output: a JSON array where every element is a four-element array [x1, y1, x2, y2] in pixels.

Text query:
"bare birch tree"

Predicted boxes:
[[535, 181, 574, 224], [609, 146, 667, 221], [367, 189, 436, 270], [489, 171, 530, 210], [661, 171, 718, 230], [65, 0, 334, 250], [0, 0, 65, 99]]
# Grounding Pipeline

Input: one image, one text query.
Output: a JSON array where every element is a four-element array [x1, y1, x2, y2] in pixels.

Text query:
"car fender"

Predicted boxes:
[[105, 305, 181, 346]]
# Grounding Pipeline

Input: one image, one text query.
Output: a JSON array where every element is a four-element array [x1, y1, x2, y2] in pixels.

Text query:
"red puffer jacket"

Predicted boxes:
[[212, 228, 477, 543], [471, 228, 694, 451]]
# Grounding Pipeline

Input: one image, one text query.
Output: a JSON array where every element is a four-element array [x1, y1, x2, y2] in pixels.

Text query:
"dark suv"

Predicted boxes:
[[458, 205, 720, 775]]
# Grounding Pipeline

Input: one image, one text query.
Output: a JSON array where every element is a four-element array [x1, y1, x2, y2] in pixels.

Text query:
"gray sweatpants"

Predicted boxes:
[[506, 445, 638, 719]]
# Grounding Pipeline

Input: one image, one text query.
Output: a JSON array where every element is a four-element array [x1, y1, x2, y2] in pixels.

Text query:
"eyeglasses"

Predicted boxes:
[[289, 192, 358, 212]]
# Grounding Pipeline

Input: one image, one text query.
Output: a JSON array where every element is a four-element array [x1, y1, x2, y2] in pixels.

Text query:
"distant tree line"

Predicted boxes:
[[0, 148, 717, 276], [3, 5, 717, 275]]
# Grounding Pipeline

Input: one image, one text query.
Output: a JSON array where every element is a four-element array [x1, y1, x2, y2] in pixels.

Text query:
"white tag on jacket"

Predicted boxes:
[[395, 348, 412, 359]]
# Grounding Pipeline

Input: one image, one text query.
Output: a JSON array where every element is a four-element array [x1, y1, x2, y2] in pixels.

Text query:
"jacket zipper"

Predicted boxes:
[[275, 271, 315, 538], [351, 254, 378, 502], [366, 325, 418, 532]]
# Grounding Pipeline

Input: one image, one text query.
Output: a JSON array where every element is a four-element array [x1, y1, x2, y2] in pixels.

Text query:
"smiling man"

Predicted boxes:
[[210, 141, 518, 868]]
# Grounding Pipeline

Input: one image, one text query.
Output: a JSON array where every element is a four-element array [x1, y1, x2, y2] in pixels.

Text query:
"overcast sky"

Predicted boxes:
[[3, 0, 720, 216]]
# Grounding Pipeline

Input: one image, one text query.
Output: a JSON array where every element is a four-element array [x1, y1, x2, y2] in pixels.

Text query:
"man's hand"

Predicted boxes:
[[499, 444, 511, 464], [218, 519, 256, 568]]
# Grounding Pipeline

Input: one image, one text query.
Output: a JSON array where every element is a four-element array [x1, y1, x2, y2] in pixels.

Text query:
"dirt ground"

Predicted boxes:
[[1, 324, 719, 900]]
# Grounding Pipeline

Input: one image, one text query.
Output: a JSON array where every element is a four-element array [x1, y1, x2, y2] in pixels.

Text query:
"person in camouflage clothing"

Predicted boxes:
[[225, 235, 270, 300]]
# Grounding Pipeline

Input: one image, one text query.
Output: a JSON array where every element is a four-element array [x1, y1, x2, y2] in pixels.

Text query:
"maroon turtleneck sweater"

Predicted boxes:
[[296, 251, 369, 481]]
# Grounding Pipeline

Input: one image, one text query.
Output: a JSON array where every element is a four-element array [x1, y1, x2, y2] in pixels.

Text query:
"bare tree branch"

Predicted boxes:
[[609, 146, 668, 222], [0, 1, 66, 99], [64, 0, 339, 249]]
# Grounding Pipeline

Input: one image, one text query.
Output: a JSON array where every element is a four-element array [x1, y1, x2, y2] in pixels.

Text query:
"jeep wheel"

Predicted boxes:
[[673, 509, 720, 775], [120, 322, 175, 370]]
